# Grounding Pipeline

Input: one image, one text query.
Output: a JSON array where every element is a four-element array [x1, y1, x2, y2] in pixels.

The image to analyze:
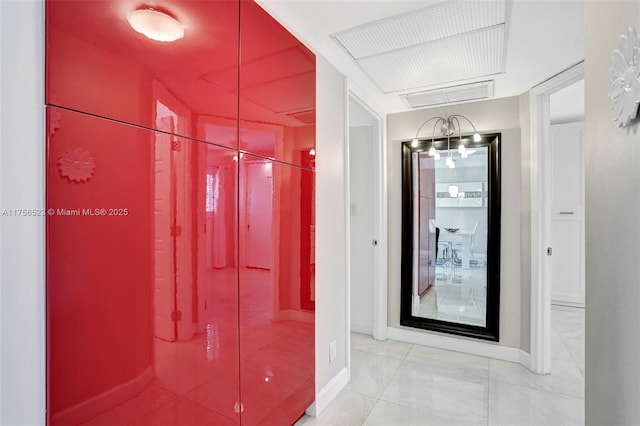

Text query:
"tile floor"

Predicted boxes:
[[297, 306, 585, 426]]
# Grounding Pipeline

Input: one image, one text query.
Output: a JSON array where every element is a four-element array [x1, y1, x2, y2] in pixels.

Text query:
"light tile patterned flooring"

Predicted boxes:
[[297, 306, 584, 426]]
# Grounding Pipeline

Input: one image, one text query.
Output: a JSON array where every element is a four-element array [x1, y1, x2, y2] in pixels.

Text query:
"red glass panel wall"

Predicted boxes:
[[46, 0, 240, 150], [237, 2, 316, 424], [239, 0, 316, 168], [46, 1, 315, 425], [47, 107, 240, 425], [238, 156, 315, 425]]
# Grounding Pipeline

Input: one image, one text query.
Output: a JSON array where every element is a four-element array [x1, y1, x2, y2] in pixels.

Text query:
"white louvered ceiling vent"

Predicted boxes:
[[402, 80, 495, 109], [332, 0, 506, 93]]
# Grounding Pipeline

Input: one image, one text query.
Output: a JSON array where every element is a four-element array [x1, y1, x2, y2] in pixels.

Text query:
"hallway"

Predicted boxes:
[[298, 306, 584, 425]]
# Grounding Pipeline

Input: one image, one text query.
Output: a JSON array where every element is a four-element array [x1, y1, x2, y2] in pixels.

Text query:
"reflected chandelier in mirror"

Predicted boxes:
[[401, 128, 501, 341]]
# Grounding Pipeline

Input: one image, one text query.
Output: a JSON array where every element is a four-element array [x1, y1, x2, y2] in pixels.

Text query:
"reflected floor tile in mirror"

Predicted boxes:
[[416, 267, 487, 327]]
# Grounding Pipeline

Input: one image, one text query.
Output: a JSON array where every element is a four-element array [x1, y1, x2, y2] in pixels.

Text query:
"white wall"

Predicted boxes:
[[349, 124, 374, 335], [549, 79, 585, 125], [387, 97, 525, 350], [315, 57, 349, 397], [518, 92, 531, 353], [0, 0, 46, 424], [584, 2, 640, 424]]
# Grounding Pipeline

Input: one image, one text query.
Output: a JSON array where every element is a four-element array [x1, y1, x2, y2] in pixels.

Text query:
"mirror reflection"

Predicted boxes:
[[402, 131, 500, 341], [412, 147, 489, 327]]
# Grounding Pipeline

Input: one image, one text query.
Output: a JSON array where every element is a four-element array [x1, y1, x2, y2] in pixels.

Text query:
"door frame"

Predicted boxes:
[[529, 61, 584, 374], [346, 91, 388, 342]]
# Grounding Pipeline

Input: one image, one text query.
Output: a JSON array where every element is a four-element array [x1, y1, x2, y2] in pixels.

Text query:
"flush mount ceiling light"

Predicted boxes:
[[411, 114, 481, 169], [127, 8, 184, 42]]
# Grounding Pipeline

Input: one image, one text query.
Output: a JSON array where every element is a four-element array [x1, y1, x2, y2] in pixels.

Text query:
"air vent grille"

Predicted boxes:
[[401, 81, 494, 109], [333, 0, 506, 60], [331, 0, 507, 93]]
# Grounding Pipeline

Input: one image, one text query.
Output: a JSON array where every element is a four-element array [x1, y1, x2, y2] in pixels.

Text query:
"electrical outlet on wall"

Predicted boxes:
[[329, 340, 337, 363]]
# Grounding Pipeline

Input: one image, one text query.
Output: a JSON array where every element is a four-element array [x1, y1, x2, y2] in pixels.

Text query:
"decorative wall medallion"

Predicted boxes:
[[609, 26, 640, 127], [48, 109, 61, 138], [58, 148, 95, 182], [48, 96, 61, 138]]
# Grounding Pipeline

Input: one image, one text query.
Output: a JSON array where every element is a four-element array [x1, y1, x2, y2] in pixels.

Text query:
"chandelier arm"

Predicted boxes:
[[431, 118, 445, 143], [450, 114, 478, 134], [451, 116, 463, 143], [414, 116, 446, 140]]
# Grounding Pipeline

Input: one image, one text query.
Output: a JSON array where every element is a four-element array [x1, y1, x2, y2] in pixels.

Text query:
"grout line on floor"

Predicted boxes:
[[351, 347, 412, 363]]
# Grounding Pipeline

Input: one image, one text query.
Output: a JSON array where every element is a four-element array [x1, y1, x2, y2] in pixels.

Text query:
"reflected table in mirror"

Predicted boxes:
[[439, 229, 472, 269]]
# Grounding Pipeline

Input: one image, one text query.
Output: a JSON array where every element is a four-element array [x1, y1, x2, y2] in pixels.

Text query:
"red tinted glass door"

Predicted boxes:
[[47, 1, 316, 424], [47, 107, 240, 425], [237, 2, 316, 423], [238, 155, 315, 425], [238, 0, 316, 168]]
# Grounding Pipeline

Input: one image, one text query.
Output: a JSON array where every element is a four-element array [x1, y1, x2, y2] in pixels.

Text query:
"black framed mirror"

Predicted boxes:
[[400, 133, 501, 341]]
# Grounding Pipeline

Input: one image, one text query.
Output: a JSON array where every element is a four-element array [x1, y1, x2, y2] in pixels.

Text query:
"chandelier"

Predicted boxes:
[[411, 114, 481, 169]]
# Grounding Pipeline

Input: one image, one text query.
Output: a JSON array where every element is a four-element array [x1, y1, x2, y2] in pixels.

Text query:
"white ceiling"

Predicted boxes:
[[257, 0, 585, 114]]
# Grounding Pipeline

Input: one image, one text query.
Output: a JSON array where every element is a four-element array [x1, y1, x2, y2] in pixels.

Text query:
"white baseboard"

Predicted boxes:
[[305, 367, 349, 417], [387, 326, 523, 364], [350, 321, 372, 336], [519, 349, 531, 370]]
